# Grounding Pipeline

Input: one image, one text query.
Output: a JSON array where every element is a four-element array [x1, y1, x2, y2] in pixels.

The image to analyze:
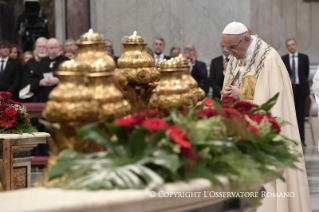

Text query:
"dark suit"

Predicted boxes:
[[191, 60, 208, 93], [0, 58, 22, 101], [282, 53, 310, 144], [164, 55, 171, 60], [209, 55, 224, 99]]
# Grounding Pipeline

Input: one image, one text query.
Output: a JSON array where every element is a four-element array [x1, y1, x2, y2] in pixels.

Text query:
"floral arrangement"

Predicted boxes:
[[0, 92, 37, 134], [48, 93, 301, 191]]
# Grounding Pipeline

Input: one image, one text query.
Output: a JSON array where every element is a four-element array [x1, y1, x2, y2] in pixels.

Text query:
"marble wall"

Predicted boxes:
[[90, 0, 251, 66], [251, 0, 319, 65]]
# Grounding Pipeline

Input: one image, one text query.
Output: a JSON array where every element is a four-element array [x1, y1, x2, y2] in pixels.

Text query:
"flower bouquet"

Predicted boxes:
[[0, 92, 37, 134], [47, 93, 301, 191]]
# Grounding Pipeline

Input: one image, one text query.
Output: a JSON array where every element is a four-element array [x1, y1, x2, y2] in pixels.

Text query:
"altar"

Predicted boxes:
[[0, 178, 263, 212]]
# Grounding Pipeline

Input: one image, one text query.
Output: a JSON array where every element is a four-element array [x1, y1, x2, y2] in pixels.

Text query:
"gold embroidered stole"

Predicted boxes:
[[225, 36, 272, 100]]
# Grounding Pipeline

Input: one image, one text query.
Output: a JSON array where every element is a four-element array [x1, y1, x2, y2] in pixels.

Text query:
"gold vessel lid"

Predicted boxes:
[[125, 31, 145, 44], [88, 58, 112, 74], [159, 58, 182, 71], [58, 59, 83, 72], [79, 29, 103, 43], [174, 54, 190, 68]]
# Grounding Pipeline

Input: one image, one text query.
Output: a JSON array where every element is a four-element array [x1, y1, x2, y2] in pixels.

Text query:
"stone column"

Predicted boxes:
[[66, 0, 90, 41]]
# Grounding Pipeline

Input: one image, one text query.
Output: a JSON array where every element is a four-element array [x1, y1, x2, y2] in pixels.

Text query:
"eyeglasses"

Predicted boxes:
[[223, 38, 242, 52]]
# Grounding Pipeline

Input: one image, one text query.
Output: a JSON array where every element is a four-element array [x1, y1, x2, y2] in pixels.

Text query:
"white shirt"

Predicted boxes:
[[154, 53, 164, 66], [312, 66, 319, 117], [289, 51, 299, 84], [0, 56, 9, 72], [233, 36, 257, 88]]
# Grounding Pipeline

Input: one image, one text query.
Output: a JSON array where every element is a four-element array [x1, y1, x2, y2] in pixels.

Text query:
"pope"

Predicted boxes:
[[221, 22, 311, 212]]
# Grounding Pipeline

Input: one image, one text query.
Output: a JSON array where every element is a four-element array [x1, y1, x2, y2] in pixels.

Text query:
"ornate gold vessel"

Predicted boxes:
[[149, 59, 197, 117], [175, 55, 205, 102], [42, 60, 100, 168], [117, 31, 160, 113], [87, 59, 131, 122]]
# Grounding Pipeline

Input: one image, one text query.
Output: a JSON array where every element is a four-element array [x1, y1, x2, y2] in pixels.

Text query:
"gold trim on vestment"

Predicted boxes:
[[240, 76, 257, 100]]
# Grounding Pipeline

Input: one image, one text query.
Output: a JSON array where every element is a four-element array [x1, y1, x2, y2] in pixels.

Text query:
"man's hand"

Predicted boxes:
[[40, 79, 50, 87], [49, 77, 59, 86], [221, 85, 240, 100]]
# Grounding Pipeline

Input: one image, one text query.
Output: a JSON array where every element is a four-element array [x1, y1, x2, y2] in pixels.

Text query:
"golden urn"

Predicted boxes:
[[117, 31, 161, 113], [42, 59, 101, 168], [76, 29, 127, 89], [149, 58, 197, 117], [174, 55, 205, 102], [87, 58, 131, 122]]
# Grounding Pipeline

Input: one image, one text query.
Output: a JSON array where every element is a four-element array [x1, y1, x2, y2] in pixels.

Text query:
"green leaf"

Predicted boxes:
[[77, 123, 115, 151], [128, 128, 149, 158], [104, 123, 127, 142], [252, 93, 279, 113]]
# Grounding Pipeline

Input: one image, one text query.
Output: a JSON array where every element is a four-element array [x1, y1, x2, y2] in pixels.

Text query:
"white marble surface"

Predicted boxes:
[[0, 178, 230, 212], [0, 132, 50, 140]]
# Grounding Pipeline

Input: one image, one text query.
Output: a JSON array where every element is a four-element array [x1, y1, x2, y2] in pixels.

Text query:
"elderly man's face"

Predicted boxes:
[[48, 42, 59, 59], [222, 34, 249, 60]]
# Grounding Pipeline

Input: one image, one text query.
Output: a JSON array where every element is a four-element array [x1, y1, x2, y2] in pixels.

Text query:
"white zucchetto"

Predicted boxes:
[[222, 22, 248, 35]]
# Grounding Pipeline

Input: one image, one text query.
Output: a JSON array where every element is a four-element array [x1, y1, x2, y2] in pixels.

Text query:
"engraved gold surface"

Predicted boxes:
[[117, 31, 160, 113], [240, 76, 257, 100], [12, 167, 26, 190], [149, 58, 197, 117]]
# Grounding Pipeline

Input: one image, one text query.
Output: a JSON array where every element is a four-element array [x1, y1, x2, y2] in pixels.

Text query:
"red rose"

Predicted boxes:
[[247, 125, 260, 137], [221, 104, 232, 109], [141, 110, 159, 119], [181, 148, 199, 162], [169, 125, 191, 149], [5, 107, 17, 118], [141, 118, 170, 132], [0, 102, 8, 110], [198, 108, 219, 119], [0, 92, 13, 100], [204, 98, 213, 107], [223, 108, 239, 118], [114, 113, 145, 126], [234, 101, 258, 112], [221, 95, 236, 104], [252, 113, 267, 124], [267, 117, 281, 133], [7, 99, 22, 106]]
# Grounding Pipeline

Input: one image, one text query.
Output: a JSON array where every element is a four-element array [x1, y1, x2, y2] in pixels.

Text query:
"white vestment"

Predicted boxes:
[[223, 35, 311, 212]]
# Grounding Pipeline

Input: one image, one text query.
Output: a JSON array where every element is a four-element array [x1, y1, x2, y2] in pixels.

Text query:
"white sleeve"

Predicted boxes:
[[312, 66, 319, 106]]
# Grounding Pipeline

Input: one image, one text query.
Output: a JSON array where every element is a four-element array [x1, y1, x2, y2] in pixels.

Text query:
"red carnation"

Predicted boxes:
[[221, 95, 236, 104], [198, 108, 219, 119], [169, 125, 191, 149], [5, 107, 17, 118], [234, 101, 258, 112], [267, 117, 281, 133], [141, 118, 170, 132], [204, 98, 213, 107], [0, 92, 13, 100]]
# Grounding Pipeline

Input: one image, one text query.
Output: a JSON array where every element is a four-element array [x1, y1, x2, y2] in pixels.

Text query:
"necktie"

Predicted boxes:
[[291, 55, 296, 84], [0, 60, 4, 78]]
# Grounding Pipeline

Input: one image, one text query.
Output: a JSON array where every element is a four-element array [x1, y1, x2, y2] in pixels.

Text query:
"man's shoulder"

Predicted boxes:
[[196, 60, 206, 66], [211, 55, 223, 63], [7, 58, 21, 67], [298, 52, 309, 59]]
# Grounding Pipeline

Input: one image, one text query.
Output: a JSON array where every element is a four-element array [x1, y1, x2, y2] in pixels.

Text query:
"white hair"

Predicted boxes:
[[35, 37, 48, 46], [121, 35, 129, 43]]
